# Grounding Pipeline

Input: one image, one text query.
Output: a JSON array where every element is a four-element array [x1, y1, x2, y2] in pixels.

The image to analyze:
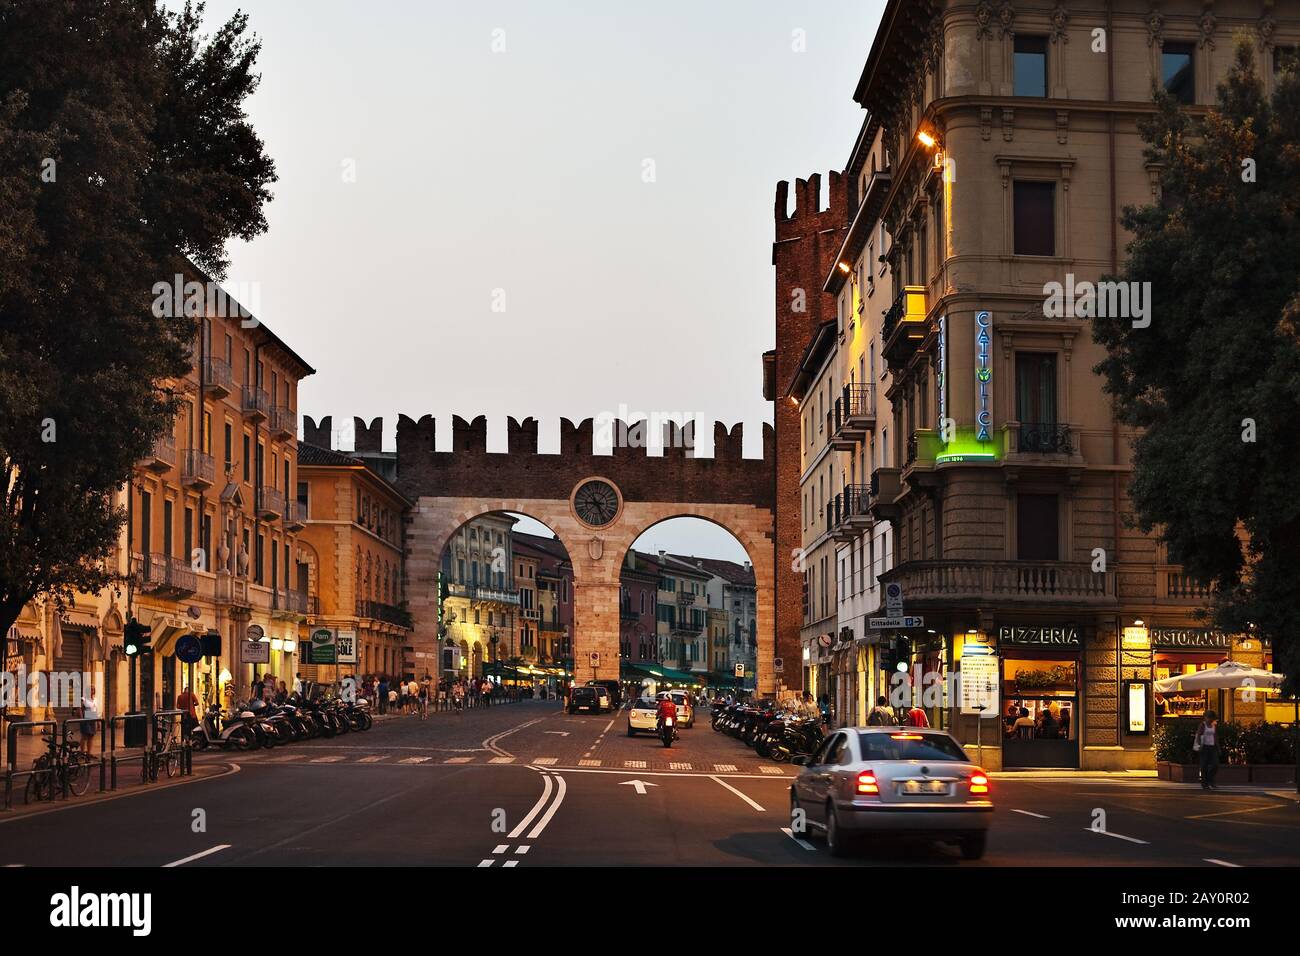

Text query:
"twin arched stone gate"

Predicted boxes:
[[304, 415, 779, 692]]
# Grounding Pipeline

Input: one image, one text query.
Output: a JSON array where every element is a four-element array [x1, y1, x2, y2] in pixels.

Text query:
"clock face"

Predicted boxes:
[[573, 479, 620, 528]]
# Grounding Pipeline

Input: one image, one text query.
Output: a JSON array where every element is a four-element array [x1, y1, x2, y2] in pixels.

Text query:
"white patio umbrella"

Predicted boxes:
[[1153, 660, 1284, 693]]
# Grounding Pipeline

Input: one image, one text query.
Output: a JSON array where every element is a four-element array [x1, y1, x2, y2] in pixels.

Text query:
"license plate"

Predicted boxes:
[[899, 779, 948, 795]]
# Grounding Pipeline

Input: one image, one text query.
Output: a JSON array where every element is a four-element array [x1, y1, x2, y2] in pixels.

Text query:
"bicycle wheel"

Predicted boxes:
[[25, 755, 52, 803], [164, 751, 178, 778], [66, 754, 92, 796]]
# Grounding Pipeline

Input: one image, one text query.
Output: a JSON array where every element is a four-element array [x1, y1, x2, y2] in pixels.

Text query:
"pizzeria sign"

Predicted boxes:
[[998, 625, 1080, 647]]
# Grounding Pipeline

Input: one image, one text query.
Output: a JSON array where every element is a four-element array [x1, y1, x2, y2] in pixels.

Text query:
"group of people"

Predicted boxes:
[[867, 695, 932, 727], [356, 674, 519, 717], [1004, 699, 1072, 739]]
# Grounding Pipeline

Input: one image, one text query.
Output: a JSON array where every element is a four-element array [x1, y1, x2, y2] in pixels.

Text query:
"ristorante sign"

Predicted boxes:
[[1151, 628, 1231, 650], [998, 625, 1080, 646]]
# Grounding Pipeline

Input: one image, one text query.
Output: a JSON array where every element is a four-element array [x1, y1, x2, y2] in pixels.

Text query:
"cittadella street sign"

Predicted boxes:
[[868, 616, 925, 629]]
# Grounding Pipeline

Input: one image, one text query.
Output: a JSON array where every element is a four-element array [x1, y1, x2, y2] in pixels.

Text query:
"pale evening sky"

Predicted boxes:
[[185, 0, 886, 559]]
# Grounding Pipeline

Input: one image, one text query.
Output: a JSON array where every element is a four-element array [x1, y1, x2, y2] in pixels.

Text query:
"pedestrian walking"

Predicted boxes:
[[867, 695, 898, 726], [418, 675, 430, 720], [1195, 710, 1221, 790], [407, 677, 419, 716], [377, 676, 389, 714], [80, 684, 101, 757]]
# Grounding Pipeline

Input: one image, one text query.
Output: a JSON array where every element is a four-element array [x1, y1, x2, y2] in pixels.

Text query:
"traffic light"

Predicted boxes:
[[895, 635, 913, 672], [124, 618, 151, 657], [878, 639, 897, 673]]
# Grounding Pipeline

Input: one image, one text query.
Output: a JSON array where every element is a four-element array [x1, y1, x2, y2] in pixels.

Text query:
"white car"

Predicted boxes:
[[656, 690, 694, 729], [790, 727, 993, 859], [626, 698, 660, 736]]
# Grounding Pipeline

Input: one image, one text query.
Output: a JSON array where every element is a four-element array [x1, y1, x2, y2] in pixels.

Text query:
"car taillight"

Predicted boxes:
[[969, 771, 990, 795], [856, 770, 879, 795]]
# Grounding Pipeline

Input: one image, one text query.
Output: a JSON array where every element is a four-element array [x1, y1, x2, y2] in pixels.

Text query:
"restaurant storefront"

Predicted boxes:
[[997, 624, 1081, 769], [1151, 627, 1232, 724]]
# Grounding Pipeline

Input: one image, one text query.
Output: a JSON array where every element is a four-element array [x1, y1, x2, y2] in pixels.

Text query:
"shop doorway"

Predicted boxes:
[[1000, 649, 1080, 768]]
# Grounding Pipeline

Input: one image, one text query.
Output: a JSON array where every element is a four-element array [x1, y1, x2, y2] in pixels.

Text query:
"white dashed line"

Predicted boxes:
[[477, 859, 495, 868], [1086, 828, 1149, 845], [578, 759, 602, 767], [445, 757, 473, 764], [759, 766, 786, 775], [533, 757, 558, 766], [624, 760, 647, 769], [503, 860, 519, 867], [713, 764, 738, 773], [358, 756, 387, 763], [670, 762, 692, 771], [492, 845, 509, 855], [489, 756, 516, 764], [1010, 808, 1050, 819], [311, 756, 345, 764], [781, 828, 816, 851], [163, 844, 232, 868], [710, 775, 766, 812], [1205, 858, 1241, 868], [398, 756, 431, 765], [515, 845, 530, 855]]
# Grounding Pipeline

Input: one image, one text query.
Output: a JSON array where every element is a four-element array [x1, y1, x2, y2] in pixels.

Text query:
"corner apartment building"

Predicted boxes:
[[296, 442, 413, 682], [439, 513, 519, 678], [781, 0, 1297, 769], [8, 270, 314, 724], [620, 550, 661, 664], [655, 553, 710, 672]]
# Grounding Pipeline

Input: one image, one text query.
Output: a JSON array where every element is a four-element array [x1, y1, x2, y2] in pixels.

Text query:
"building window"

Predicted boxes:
[[1013, 181, 1056, 256], [1016, 494, 1059, 561], [1013, 35, 1048, 97], [297, 481, 308, 516], [163, 499, 173, 558], [242, 434, 250, 482], [1163, 41, 1195, 104], [1016, 352, 1058, 425], [224, 422, 233, 469]]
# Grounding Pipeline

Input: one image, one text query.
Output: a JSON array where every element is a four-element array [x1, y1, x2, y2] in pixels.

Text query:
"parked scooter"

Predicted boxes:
[[189, 704, 257, 751]]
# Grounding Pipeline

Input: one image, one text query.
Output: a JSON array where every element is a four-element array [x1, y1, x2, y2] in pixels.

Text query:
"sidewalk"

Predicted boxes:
[[992, 767, 1300, 796]]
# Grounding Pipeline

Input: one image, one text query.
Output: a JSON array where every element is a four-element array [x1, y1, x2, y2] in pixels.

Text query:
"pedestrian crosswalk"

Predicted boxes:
[[246, 750, 789, 776]]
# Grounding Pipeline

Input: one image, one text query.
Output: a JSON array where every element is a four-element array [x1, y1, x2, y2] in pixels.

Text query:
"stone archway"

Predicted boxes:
[[303, 415, 783, 693]]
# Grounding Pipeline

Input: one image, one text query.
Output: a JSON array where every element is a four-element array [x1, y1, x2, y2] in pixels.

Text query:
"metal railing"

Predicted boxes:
[[139, 434, 176, 470], [356, 600, 412, 627], [284, 499, 307, 525], [241, 386, 269, 418], [269, 405, 295, 437], [204, 356, 233, 393], [257, 486, 285, 518], [1018, 422, 1073, 454], [183, 448, 216, 485]]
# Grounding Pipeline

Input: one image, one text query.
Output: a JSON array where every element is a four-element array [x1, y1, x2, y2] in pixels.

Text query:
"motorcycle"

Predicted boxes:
[[767, 715, 825, 763], [658, 715, 678, 748]]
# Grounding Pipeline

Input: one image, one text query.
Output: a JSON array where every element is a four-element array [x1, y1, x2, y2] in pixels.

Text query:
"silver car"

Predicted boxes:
[[790, 727, 993, 859]]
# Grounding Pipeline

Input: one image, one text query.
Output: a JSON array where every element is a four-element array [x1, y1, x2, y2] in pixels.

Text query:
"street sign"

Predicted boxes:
[[241, 639, 270, 664], [310, 627, 336, 665], [960, 652, 999, 716], [885, 582, 904, 616], [773, 657, 784, 673], [734, 662, 745, 678], [867, 616, 925, 629], [589, 652, 600, 667], [175, 634, 203, 665], [246, 624, 265, 641], [336, 629, 358, 664]]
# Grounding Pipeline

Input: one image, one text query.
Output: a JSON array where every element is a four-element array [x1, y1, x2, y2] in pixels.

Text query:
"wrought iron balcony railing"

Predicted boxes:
[[182, 449, 215, 488], [241, 386, 269, 420], [204, 357, 233, 397], [1018, 423, 1073, 455]]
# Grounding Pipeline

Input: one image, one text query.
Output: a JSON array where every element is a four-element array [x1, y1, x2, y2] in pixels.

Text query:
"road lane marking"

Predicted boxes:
[[398, 756, 431, 764], [1086, 828, 1149, 845], [603, 719, 615, 733], [1186, 804, 1285, 820], [503, 860, 519, 867], [311, 756, 345, 764], [477, 860, 495, 867], [1205, 858, 1242, 867], [1010, 809, 1050, 819], [543, 731, 569, 736], [489, 756, 516, 764], [578, 759, 601, 766], [710, 775, 766, 812], [620, 779, 658, 794], [267, 754, 307, 762], [508, 773, 555, 839], [781, 827, 817, 851], [526, 773, 567, 839], [515, 845, 530, 855], [760, 766, 787, 775], [445, 757, 474, 763], [624, 760, 647, 769], [358, 756, 387, 763], [713, 764, 738, 773], [533, 757, 558, 765], [163, 844, 232, 868], [492, 845, 509, 854], [483, 717, 544, 757], [670, 762, 692, 771]]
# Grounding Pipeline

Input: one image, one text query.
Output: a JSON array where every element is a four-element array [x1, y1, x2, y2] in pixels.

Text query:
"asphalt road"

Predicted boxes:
[[1, 699, 1297, 867]]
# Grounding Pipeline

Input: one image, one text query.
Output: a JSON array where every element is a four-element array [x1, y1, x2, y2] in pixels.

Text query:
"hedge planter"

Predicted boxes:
[[1157, 761, 1251, 784], [1248, 764, 1298, 785]]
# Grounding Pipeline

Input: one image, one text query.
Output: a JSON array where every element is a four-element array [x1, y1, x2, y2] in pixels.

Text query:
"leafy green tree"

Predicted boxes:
[[1093, 39, 1300, 692], [0, 1, 275, 636]]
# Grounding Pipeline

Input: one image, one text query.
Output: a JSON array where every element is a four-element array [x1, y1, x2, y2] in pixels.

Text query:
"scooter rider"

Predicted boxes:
[[656, 695, 678, 733]]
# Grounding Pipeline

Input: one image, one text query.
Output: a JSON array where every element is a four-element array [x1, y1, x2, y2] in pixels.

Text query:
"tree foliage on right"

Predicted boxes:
[[1093, 40, 1300, 693]]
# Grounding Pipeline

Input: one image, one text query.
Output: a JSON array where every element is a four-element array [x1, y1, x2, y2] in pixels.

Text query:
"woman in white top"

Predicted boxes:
[[1195, 710, 1220, 790]]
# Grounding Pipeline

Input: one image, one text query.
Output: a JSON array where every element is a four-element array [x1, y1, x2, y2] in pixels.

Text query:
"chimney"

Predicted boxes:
[[658, 550, 666, 562]]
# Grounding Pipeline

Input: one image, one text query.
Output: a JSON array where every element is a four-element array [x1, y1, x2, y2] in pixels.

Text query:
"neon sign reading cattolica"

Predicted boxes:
[[976, 310, 992, 442]]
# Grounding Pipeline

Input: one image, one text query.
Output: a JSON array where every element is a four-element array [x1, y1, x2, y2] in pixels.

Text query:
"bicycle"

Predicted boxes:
[[151, 718, 180, 780], [25, 731, 93, 803]]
